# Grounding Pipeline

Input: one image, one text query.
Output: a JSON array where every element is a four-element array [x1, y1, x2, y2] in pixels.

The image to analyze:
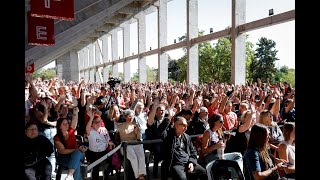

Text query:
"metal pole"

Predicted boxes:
[[123, 141, 128, 180]]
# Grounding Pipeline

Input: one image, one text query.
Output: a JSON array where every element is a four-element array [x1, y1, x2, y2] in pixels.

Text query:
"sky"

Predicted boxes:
[[45, 0, 295, 77]]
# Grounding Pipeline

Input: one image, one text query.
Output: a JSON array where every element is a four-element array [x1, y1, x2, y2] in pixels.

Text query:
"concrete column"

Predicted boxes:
[[101, 34, 109, 64], [101, 34, 109, 82], [122, 23, 131, 83], [158, 0, 168, 83], [55, 51, 79, 82], [137, 12, 147, 83], [186, 0, 199, 85], [95, 40, 102, 66], [89, 43, 95, 68], [103, 66, 109, 82], [55, 58, 63, 81], [84, 70, 90, 82], [111, 30, 119, 78], [88, 43, 96, 82], [84, 47, 90, 69], [95, 68, 102, 83], [231, 0, 246, 86], [79, 50, 86, 79], [78, 50, 84, 71], [70, 50, 80, 82], [90, 69, 95, 82]]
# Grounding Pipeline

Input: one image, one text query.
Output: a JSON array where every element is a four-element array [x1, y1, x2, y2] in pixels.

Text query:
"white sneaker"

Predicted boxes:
[[65, 175, 74, 180]]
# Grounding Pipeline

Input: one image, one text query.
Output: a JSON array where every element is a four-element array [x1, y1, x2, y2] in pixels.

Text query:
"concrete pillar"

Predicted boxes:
[[88, 44, 95, 82], [70, 50, 80, 82], [89, 43, 95, 68], [111, 30, 119, 78], [55, 58, 63, 81], [103, 66, 109, 82], [186, 0, 199, 85], [122, 23, 131, 83], [79, 50, 86, 79], [84, 70, 90, 82], [95, 40, 102, 66], [101, 34, 109, 82], [137, 12, 147, 83], [84, 47, 90, 69], [158, 0, 168, 83], [55, 51, 79, 82], [231, 0, 246, 86]]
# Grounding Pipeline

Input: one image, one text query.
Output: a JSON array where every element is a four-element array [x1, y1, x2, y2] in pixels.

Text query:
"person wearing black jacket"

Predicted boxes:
[[24, 122, 54, 180], [161, 116, 207, 180]]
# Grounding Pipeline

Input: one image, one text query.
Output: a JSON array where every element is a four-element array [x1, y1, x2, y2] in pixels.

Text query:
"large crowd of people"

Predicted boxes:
[[24, 74, 295, 180]]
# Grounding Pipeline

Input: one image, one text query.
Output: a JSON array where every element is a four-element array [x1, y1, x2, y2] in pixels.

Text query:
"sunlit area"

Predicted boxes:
[[198, 0, 231, 35]]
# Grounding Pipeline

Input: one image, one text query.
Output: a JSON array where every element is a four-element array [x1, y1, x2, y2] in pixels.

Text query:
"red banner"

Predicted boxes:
[[27, 11, 55, 46], [25, 63, 35, 74], [30, 0, 74, 20]]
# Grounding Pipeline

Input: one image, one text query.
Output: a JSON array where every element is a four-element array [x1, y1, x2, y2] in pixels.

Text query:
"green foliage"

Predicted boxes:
[[131, 65, 157, 82], [249, 37, 279, 82], [168, 59, 181, 81], [174, 31, 256, 84], [274, 66, 295, 87], [32, 68, 56, 80]]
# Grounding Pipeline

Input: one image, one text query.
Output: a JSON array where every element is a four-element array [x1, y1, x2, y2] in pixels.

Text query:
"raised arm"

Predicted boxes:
[[147, 97, 159, 126], [70, 107, 79, 130]]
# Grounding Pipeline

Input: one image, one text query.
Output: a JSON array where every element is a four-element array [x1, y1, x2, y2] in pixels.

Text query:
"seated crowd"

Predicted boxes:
[[24, 74, 295, 180]]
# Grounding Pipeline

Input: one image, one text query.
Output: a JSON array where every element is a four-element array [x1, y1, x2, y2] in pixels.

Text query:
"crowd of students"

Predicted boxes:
[[24, 74, 295, 180]]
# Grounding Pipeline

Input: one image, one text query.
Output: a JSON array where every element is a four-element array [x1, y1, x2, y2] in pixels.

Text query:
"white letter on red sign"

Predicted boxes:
[[36, 26, 48, 40], [44, 0, 51, 8]]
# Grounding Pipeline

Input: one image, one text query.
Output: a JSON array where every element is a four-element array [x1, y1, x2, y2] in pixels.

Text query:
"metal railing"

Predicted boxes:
[[82, 134, 202, 180]]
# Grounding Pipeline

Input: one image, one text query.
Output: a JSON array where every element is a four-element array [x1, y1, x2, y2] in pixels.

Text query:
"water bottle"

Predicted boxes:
[[217, 138, 224, 159]]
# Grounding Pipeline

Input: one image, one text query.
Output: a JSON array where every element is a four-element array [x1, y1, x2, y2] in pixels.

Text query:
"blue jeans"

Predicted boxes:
[[57, 150, 84, 180]]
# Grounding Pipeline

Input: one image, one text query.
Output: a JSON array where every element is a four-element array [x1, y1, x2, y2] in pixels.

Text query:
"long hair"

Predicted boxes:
[[208, 114, 223, 137], [56, 118, 67, 147], [259, 110, 276, 127], [107, 104, 120, 121], [248, 123, 273, 168], [283, 122, 295, 142]]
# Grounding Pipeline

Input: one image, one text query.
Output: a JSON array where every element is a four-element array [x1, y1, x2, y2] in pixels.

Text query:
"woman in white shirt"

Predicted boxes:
[[86, 110, 114, 180], [277, 122, 295, 178]]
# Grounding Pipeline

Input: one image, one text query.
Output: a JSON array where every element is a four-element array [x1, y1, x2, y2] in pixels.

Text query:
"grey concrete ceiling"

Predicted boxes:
[[25, 0, 156, 70]]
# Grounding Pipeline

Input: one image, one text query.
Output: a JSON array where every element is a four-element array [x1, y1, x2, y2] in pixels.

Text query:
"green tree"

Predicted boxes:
[[274, 65, 295, 87], [249, 37, 279, 82], [131, 65, 157, 82], [176, 31, 256, 83], [33, 68, 56, 80], [168, 59, 181, 81]]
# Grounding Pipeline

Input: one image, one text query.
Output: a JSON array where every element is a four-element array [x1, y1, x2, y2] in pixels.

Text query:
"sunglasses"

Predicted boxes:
[[218, 120, 224, 123]]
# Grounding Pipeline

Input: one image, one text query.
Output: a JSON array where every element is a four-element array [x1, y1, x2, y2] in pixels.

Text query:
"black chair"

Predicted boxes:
[[206, 159, 245, 180]]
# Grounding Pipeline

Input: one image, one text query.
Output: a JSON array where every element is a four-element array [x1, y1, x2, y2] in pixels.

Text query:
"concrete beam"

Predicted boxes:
[[105, 14, 128, 25], [89, 31, 106, 38], [117, 2, 142, 15], [139, 0, 153, 7], [238, 10, 295, 34], [96, 24, 114, 32], [26, 0, 137, 65]]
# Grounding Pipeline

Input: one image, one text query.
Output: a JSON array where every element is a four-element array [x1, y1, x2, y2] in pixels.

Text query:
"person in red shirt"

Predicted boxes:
[[54, 107, 87, 180]]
